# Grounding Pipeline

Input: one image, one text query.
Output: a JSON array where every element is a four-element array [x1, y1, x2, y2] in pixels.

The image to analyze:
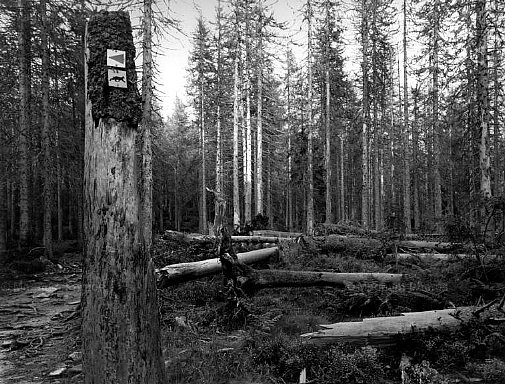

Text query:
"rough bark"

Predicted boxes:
[[156, 247, 279, 287], [82, 12, 165, 383]]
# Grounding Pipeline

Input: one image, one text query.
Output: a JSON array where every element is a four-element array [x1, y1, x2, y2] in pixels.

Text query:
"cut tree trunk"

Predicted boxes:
[[83, 12, 165, 383], [301, 306, 481, 347], [156, 247, 279, 287]]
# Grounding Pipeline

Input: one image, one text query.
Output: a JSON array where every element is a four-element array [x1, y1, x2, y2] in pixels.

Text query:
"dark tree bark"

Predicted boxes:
[[82, 11, 165, 383]]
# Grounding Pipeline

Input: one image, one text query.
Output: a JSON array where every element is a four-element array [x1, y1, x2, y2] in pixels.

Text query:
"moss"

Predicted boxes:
[[87, 11, 141, 125]]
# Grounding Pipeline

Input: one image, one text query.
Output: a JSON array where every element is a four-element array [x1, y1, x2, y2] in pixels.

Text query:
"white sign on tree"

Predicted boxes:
[[107, 49, 126, 68], [108, 68, 127, 88]]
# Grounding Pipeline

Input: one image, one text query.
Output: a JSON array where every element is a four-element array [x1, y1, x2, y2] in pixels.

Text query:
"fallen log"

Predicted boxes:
[[162, 230, 287, 244], [156, 247, 278, 288], [252, 230, 303, 238], [238, 271, 404, 291], [397, 240, 464, 252], [387, 253, 502, 262], [301, 306, 498, 347]]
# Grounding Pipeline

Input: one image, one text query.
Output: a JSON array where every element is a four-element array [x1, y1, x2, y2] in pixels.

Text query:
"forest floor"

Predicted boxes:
[[0, 253, 82, 384], [1, 231, 504, 383]]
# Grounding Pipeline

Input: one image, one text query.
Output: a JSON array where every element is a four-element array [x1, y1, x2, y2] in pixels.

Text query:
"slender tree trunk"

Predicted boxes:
[[244, 21, 252, 224], [403, 0, 412, 234], [286, 50, 294, 232], [412, 87, 421, 232], [200, 78, 208, 233], [477, 0, 492, 200], [17, 0, 31, 246], [492, 0, 503, 197], [324, 3, 332, 224], [41, 0, 52, 258], [83, 12, 165, 383], [233, 43, 241, 229], [432, 0, 443, 233], [325, 69, 332, 225], [215, 1, 224, 230], [306, 0, 314, 235], [361, 0, 370, 229], [0, 141, 6, 252], [256, 1, 263, 216], [140, 0, 154, 246]]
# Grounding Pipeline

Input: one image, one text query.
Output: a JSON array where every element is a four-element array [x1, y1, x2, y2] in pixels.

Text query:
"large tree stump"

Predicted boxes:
[[82, 11, 164, 383]]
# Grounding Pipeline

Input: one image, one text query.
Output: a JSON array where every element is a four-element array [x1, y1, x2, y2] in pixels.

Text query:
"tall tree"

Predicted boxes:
[[476, 0, 492, 200], [255, 0, 264, 216], [140, 0, 154, 247], [361, 0, 370, 229], [403, 0, 412, 233], [41, 0, 52, 257], [306, 0, 315, 235], [17, 0, 31, 246]]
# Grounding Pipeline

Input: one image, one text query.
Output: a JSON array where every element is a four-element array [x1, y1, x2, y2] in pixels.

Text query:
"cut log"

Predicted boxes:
[[239, 271, 404, 291], [156, 247, 278, 287], [301, 306, 484, 347]]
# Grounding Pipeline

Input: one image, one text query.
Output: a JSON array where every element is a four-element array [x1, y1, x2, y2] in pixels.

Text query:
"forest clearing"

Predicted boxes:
[[1, 0, 505, 382]]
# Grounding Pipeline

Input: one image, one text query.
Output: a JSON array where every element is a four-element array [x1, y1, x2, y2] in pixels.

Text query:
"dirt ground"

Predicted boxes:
[[0, 255, 83, 384]]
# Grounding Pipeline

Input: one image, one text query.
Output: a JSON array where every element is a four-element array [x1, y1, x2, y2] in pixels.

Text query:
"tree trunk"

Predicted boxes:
[[156, 247, 279, 287], [306, 0, 314, 235], [477, 0, 492, 200], [244, 16, 252, 224], [324, 3, 332, 224], [82, 12, 165, 383], [140, 0, 154, 248], [200, 77, 208, 234], [361, 0, 370, 229], [403, 0, 412, 234], [0, 139, 6, 252], [17, 0, 31, 246], [41, 0, 52, 259], [233, 42, 241, 230], [433, 0, 443, 233], [214, 1, 224, 232], [256, 0, 264, 216]]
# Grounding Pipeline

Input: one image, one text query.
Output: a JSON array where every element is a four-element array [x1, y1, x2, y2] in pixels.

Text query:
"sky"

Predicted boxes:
[[154, 0, 307, 117], [152, 0, 404, 118]]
